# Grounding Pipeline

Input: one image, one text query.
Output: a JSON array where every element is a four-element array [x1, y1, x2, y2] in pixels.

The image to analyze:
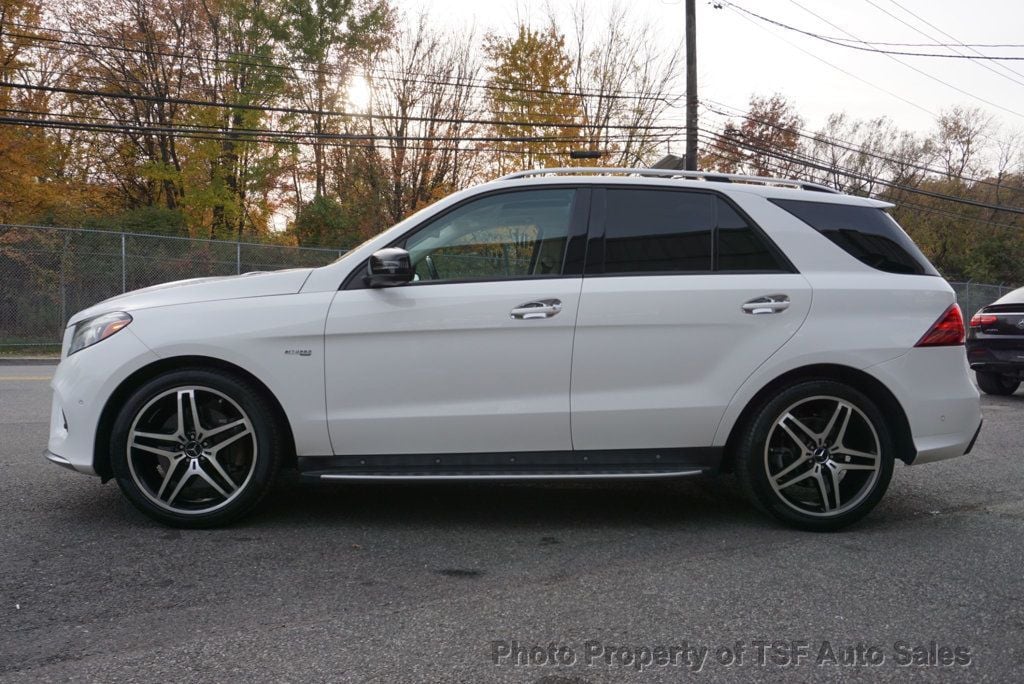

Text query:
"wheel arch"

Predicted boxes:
[[93, 355, 297, 481], [721, 363, 915, 472]]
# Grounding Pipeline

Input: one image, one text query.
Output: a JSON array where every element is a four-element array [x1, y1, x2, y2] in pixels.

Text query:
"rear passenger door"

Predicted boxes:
[[569, 187, 811, 451]]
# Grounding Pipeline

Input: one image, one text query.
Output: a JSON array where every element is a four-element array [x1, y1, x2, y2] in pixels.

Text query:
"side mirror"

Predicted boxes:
[[365, 248, 415, 288]]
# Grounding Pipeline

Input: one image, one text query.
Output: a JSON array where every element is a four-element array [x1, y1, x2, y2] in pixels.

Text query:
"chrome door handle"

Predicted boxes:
[[742, 294, 790, 315], [510, 299, 562, 320]]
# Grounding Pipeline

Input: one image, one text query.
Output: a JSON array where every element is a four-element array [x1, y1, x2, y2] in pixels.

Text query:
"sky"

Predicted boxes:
[[401, 0, 1024, 141]]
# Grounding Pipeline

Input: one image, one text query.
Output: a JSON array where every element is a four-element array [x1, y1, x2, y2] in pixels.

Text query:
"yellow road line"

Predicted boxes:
[[0, 376, 52, 381]]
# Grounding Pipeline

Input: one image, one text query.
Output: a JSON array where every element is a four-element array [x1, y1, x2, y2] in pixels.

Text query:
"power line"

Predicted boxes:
[[0, 107, 684, 159], [0, 92, 672, 146], [726, 148, 1023, 230], [717, 4, 942, 121], [9, 63, 690, 138], [0, 114, 587, 155], [728, 145, 1024, 230], [701, 99, 1024, 197], [882, 0, 1024, 85], [4, 22, 685, 106], [0, 80, 686, 134], [785, 0, 1024, 120], [0, 112, 679, 146], [892, 200, 1024, 231], [723, 3, 1024, 60], [861, 0, 1024, 90], [698, 127, 1024, 216]]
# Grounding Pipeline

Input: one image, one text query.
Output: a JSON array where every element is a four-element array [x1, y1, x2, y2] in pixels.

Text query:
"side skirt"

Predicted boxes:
[[297, 447, 723, 481]]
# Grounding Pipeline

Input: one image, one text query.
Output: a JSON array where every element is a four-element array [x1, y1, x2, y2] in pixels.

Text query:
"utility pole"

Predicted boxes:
[[685, 0, 698, 171]]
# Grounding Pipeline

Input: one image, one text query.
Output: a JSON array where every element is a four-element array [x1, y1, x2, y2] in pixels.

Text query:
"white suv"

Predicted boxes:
[[46, 168, 982, 530]]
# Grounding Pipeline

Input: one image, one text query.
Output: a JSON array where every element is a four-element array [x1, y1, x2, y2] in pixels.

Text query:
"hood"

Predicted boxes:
[[67, 268, 313, 326]]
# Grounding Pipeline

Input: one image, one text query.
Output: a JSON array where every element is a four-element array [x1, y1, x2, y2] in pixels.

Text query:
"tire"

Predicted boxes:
[[110, 367, 284, 527], [976, 370, 1020, 396], [735, 380, 895, 532]]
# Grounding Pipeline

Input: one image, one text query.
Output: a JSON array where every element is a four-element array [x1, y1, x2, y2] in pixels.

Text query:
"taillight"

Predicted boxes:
[[916, 304, 965, 347], [970, 312, 997, 327]]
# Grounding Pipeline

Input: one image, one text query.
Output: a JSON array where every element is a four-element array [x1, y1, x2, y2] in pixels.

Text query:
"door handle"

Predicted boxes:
[[742, 294, 790, 315], [510, 299, 562, 320]]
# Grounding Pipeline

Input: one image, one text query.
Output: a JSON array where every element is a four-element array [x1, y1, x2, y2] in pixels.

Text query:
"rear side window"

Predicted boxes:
[[604, 189, 713, 273], [770, 199, 939, 276], [601, 189, 788, 274]]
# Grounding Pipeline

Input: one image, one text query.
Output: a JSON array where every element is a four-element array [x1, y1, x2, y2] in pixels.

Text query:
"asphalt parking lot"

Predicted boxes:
[[2, 365, 1023, 682]]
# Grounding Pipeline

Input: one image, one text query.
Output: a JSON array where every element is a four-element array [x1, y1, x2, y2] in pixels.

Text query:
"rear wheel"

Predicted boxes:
[[110, 368, 283, 527], [735, 380, 895, 531], [976, 370, 1020, 396]]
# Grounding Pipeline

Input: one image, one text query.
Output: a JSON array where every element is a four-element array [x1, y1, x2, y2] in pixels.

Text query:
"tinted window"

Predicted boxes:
[[715, 199, 787, 271], [771, 199, 939, 276], [404, 189, 573, 282], [603, 189, 713, 273]]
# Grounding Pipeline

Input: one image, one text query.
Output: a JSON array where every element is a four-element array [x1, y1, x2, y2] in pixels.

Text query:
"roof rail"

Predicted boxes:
[[498, 167, 839, 194]]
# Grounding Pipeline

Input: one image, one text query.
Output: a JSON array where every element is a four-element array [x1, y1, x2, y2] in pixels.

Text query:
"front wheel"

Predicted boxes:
[[110, 368, 284, 527], [735, 380, 895, 531], [976, 370, 1020, 396]]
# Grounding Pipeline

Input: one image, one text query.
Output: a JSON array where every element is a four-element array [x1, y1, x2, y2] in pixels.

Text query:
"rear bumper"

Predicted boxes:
[[968, 361, 1024, 376], [910, 419, 983, 464], [866, 346, 982, 465], [967, 339, 1024, 374]]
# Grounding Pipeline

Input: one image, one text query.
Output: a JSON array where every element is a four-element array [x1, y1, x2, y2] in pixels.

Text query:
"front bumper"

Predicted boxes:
[[43, 449, 78, 471], [46, 327, 159, 476]]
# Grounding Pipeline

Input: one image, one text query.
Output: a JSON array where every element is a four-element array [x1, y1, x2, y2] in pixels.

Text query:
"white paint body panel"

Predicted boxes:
[[48, 327, 159, 475], [571, 273, 811, 450], [46, 174, 981, 477], [124, 293, 336, 456], [68, 268, 313, 325], [324, 279, 581, 454]]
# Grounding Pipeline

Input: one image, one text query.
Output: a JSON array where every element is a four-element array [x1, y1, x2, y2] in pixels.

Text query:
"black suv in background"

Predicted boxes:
[[967, 286, 1024, 395]]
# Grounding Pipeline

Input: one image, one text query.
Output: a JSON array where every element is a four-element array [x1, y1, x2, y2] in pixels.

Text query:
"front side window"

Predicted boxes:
[[404, 189, 575, 282]]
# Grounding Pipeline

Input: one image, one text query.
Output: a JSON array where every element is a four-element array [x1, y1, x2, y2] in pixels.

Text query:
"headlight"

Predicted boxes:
[[68, 312, 133, 356]]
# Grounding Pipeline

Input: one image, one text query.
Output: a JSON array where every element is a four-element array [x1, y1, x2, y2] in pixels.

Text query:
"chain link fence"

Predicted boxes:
[[1, 224, 1020, 352], [0, 225, 345, 350], [949, 281, 1018, 320]]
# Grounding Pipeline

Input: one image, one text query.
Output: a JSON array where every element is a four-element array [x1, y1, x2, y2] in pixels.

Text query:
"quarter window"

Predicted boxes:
[[715, 198, 787, 271], [404, 189, 574, 282], [770, 198, 939, 276]]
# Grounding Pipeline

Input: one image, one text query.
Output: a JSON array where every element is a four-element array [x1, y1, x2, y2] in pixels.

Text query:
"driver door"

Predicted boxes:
[[323, 187, 587, 456]]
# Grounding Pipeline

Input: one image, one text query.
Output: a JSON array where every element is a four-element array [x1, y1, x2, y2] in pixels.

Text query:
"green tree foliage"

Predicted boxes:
[[3, 4, 1024, 287], [483, 23, 583, 172], [291, 194, 361, 248], [282, 0, 392, 197], [101, 206, 189, 237], [704, 95, 1024, 285]]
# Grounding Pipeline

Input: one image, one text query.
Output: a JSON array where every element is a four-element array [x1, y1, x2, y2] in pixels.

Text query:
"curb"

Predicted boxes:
[[0, 358, 59, 366]]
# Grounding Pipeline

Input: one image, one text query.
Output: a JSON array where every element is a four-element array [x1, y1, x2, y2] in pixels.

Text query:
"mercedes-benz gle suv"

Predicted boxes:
[[46, 168, 983, 530]]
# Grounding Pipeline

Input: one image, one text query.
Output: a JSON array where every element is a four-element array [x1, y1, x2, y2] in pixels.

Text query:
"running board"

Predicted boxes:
[[298, 448, 722, 482], [306, 467, 705, 482]]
